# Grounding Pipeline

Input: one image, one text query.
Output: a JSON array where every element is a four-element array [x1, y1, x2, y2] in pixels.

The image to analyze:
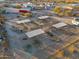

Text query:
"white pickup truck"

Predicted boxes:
[[72, 17, 79, 25]]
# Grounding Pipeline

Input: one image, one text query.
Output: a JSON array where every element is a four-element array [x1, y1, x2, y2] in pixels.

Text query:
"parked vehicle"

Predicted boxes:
[[72, 17, 79, 25], [0, 35, 3, 41]]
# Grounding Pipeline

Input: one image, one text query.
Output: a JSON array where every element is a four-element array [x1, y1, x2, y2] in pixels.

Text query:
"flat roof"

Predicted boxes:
[[5, 22, 14, 26], [69, 4, 79, 6], [73, 11, 79, 14], [38, 16, 49, 19], [52, 22, 67, 28], [25, 29, 45, 38], [15, 19, 31, 24]]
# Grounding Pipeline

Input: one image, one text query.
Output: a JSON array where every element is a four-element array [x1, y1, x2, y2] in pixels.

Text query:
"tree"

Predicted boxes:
[[64, 9, 72, 16], [24, 44, 32, 53], [53, 6, 62, 14], [33, 39, 42, 47], [56, 50, 64, 58], [67, 45, 75, 54]]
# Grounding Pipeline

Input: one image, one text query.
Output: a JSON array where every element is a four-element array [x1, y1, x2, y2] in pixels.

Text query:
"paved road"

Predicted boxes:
[[0, 25, 14, 59]]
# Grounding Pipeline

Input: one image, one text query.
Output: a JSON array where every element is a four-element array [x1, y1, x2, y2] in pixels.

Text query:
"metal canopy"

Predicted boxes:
[[52, 22, 67, 28], [25, 29, 45, 38]]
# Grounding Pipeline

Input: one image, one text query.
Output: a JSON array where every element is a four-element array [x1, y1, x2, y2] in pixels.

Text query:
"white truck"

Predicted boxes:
[[72, 17, 79, 25]]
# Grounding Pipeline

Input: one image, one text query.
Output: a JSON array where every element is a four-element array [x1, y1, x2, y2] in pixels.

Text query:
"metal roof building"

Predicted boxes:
[[52, 22, 67, 28], [25, 29, 45, 38], [15, 19, 31, 24]]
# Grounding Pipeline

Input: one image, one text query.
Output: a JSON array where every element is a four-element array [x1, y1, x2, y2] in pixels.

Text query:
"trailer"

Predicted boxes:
[[5, 8, 19, 13]]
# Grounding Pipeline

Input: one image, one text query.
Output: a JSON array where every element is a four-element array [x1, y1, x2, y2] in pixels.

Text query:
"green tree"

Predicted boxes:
[[24, 44, 32, 53], [53, 6, 62, 14], [33, 39, 42, 47]]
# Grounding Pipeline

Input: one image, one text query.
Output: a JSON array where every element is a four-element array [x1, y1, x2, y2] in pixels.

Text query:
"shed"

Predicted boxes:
[[52, 22, 67, 28], [15, 19, 31, 24], [25, 29, 45, 38]]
